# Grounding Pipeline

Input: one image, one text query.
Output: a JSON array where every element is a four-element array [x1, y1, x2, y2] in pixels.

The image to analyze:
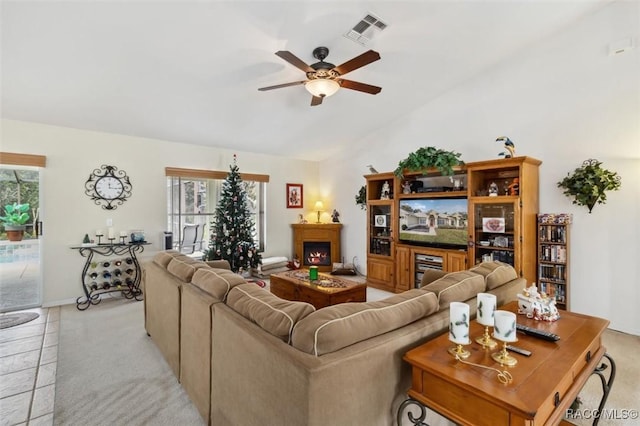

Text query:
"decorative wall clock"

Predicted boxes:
[[85, 165, 132, 210]]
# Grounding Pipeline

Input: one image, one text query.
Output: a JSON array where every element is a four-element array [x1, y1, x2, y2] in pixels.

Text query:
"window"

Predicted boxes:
[[166, 168, 267, 254]]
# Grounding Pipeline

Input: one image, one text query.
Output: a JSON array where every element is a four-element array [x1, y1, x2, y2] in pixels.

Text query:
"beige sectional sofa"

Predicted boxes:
[[143, 250, 525, 426]]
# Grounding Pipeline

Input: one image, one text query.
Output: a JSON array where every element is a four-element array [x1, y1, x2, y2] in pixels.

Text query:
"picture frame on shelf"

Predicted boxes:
[[374, 214, 387, 227], [482, 217, 505, 233], [286, 183, 303, 208], [493, 236, 509, 247]]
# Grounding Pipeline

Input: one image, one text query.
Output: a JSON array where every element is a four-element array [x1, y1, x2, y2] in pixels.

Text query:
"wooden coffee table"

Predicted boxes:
[[398, 301, 615, 426], [269, 270, 366, 309]]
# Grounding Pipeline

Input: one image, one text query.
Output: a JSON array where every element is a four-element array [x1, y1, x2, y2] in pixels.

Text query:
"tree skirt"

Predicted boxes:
[[246, 279, 266, 288], [0, 312, 40, 329]]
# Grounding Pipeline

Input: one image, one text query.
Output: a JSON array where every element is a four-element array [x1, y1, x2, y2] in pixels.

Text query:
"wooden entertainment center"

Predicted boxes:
[[365, 157, 540, 293]]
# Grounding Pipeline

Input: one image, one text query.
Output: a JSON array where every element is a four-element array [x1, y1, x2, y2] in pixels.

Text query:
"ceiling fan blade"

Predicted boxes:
[[333, 50, 381, 76], [310, 95, 323, 106], [275, 51, 314, 73], [338, 79, 382, 95], [258, 81, 307, 91]]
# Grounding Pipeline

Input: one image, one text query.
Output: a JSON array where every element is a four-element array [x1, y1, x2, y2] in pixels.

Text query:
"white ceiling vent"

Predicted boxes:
[[344, 13, 388, 46]]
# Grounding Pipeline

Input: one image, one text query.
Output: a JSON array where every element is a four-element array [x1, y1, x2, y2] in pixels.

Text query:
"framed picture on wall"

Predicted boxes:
[[286, 183, 303, 208]]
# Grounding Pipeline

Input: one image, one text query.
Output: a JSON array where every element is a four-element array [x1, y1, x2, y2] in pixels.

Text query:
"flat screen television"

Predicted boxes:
[[398, 197, 468, 249]]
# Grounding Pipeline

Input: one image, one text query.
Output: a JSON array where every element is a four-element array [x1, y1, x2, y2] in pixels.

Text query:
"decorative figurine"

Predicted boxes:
[[517, 284, 560, 322], [488, 181, 499, 196], [508, 178, 519, 196], [496, 136, 516, 158], [298, 214, 308, 224], [380, 181, 390, 200], [331, 209, 340, 223], [402, 181, 412, 194]]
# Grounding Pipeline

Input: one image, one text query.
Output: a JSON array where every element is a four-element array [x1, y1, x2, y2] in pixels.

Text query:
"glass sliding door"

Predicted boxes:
[[0, 166, 42, 312]]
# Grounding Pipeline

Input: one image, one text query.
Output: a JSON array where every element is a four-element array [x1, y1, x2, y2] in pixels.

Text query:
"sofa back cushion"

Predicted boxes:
[[167, 258, 198, 282], [226, 284, 315, 343], [153, 251, 177, 269], [291, 289, 438, 356], [422, 271, 485, 309], [191, 268, 246, 301], [469, 261, 518, 290]]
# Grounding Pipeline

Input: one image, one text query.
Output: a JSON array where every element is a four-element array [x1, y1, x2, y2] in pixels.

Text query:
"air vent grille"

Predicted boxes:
[[344, 13, 388, 46]]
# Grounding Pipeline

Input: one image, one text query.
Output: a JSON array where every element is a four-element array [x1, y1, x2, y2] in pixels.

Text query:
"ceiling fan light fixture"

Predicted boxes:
[[305, 78, 340, 98]]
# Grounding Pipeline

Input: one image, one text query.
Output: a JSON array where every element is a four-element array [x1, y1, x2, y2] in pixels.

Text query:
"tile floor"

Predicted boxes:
[[0, 306, 59, 426]]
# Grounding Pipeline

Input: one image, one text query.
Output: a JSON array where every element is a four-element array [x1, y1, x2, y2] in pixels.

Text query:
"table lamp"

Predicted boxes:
[[314, 201, 324, 224]]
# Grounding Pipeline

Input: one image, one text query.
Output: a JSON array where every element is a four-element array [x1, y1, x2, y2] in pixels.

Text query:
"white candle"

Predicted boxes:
[[120, 231, 127, 237], [96, 229, 104, 237], [493, 310, 517, 342], [476, 293, 497, 327], [449, 302, 470, 345], [108, 227, 115, 239]]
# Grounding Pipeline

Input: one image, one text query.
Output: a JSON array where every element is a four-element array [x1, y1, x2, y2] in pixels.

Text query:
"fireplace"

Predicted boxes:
[[291, 224, 342, 272], [303, 242, 331, 267]]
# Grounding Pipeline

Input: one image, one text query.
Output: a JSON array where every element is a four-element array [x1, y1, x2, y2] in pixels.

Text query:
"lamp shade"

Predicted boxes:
[[314, 201, 325, 211], [305, 79, 340, 98]]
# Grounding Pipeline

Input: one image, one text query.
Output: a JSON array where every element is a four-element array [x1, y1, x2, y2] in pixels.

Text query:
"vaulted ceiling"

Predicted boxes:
[[1, 1, 609, 160]]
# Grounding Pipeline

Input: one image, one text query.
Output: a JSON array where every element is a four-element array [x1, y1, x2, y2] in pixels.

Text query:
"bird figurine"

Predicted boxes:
[[496, 136, 516, 158], [366, 164, 379, 174]]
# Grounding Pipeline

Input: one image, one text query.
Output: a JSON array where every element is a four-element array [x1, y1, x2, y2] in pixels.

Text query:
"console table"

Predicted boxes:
[[71, 243, 149, 310], [398, 301, 614, 426]]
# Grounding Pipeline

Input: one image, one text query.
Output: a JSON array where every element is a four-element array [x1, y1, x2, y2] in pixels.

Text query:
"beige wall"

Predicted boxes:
[[322, 1, 639, 335], [1, 119, 321, 305]]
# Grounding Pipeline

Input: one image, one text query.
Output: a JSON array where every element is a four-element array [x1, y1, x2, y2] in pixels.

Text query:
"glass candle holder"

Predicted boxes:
[[492, 310, 518, 366], [309, 266, 319, 281], [475, 293, 497, 349], [448, 302, 471, 359]]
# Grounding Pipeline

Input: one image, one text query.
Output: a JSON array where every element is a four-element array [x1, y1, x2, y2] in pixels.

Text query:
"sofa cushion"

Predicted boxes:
[[470, 261, 518, 290], [291, 289, 438, 356], [420, 269, 448, 287], [153, 251, 176, 269], [226, 284, 315, 343], [191, 268, 246, 301], [205, 260, 231, 270], [422, 271, 485, 309], [167, 258, 197, 282]]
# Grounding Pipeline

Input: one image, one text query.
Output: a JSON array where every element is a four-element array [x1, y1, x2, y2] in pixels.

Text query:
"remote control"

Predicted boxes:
[[516, 324, 560, 341], [506, 345, 532, 357]]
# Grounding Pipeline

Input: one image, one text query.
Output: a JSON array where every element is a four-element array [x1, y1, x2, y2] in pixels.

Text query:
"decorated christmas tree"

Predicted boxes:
[[204, 155, 262, 273]]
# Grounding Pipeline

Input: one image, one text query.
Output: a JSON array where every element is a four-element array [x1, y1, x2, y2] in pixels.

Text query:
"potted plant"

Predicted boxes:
[[557, 159, 621, 213], [393, 146, 464, 178], [0, 202, 30, 241]]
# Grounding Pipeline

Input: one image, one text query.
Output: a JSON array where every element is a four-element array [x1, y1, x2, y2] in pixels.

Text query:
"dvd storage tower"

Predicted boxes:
[[537, 213, 571, 310]]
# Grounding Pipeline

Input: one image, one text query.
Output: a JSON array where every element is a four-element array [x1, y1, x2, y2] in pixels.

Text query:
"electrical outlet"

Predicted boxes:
[[106, 218, 113, 226]]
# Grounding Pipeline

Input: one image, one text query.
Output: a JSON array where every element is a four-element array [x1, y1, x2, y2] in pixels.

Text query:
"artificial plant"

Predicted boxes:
[[355, 185, 366, 210], [204, 155, 262, 272], [557, 159, 621, 213], [393, 146, 464, 177]]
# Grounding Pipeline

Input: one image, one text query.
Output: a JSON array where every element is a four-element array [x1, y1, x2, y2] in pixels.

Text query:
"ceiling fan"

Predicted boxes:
[[258, 46, 381, 106]]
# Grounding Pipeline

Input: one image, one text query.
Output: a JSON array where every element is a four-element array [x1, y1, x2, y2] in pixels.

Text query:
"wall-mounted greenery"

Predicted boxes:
[[355, 185, 366, 210], [557, 159, 621, 213], [393, 146, 464, 177]]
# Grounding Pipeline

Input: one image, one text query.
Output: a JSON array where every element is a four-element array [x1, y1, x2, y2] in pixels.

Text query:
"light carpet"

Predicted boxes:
[[54, 294, 638, 425], [54, 297, 204, 425]]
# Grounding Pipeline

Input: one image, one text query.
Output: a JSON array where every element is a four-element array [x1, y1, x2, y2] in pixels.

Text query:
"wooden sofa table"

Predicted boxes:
[[398, 301, 615, 426], [269, 269, 366, 309]]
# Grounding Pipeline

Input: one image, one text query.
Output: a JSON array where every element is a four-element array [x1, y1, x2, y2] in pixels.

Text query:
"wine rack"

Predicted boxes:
[[71, 243, 149, 310]]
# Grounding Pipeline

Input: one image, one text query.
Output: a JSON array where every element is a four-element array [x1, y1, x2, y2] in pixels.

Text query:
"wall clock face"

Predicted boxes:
[[85, 165, 132, 210]]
